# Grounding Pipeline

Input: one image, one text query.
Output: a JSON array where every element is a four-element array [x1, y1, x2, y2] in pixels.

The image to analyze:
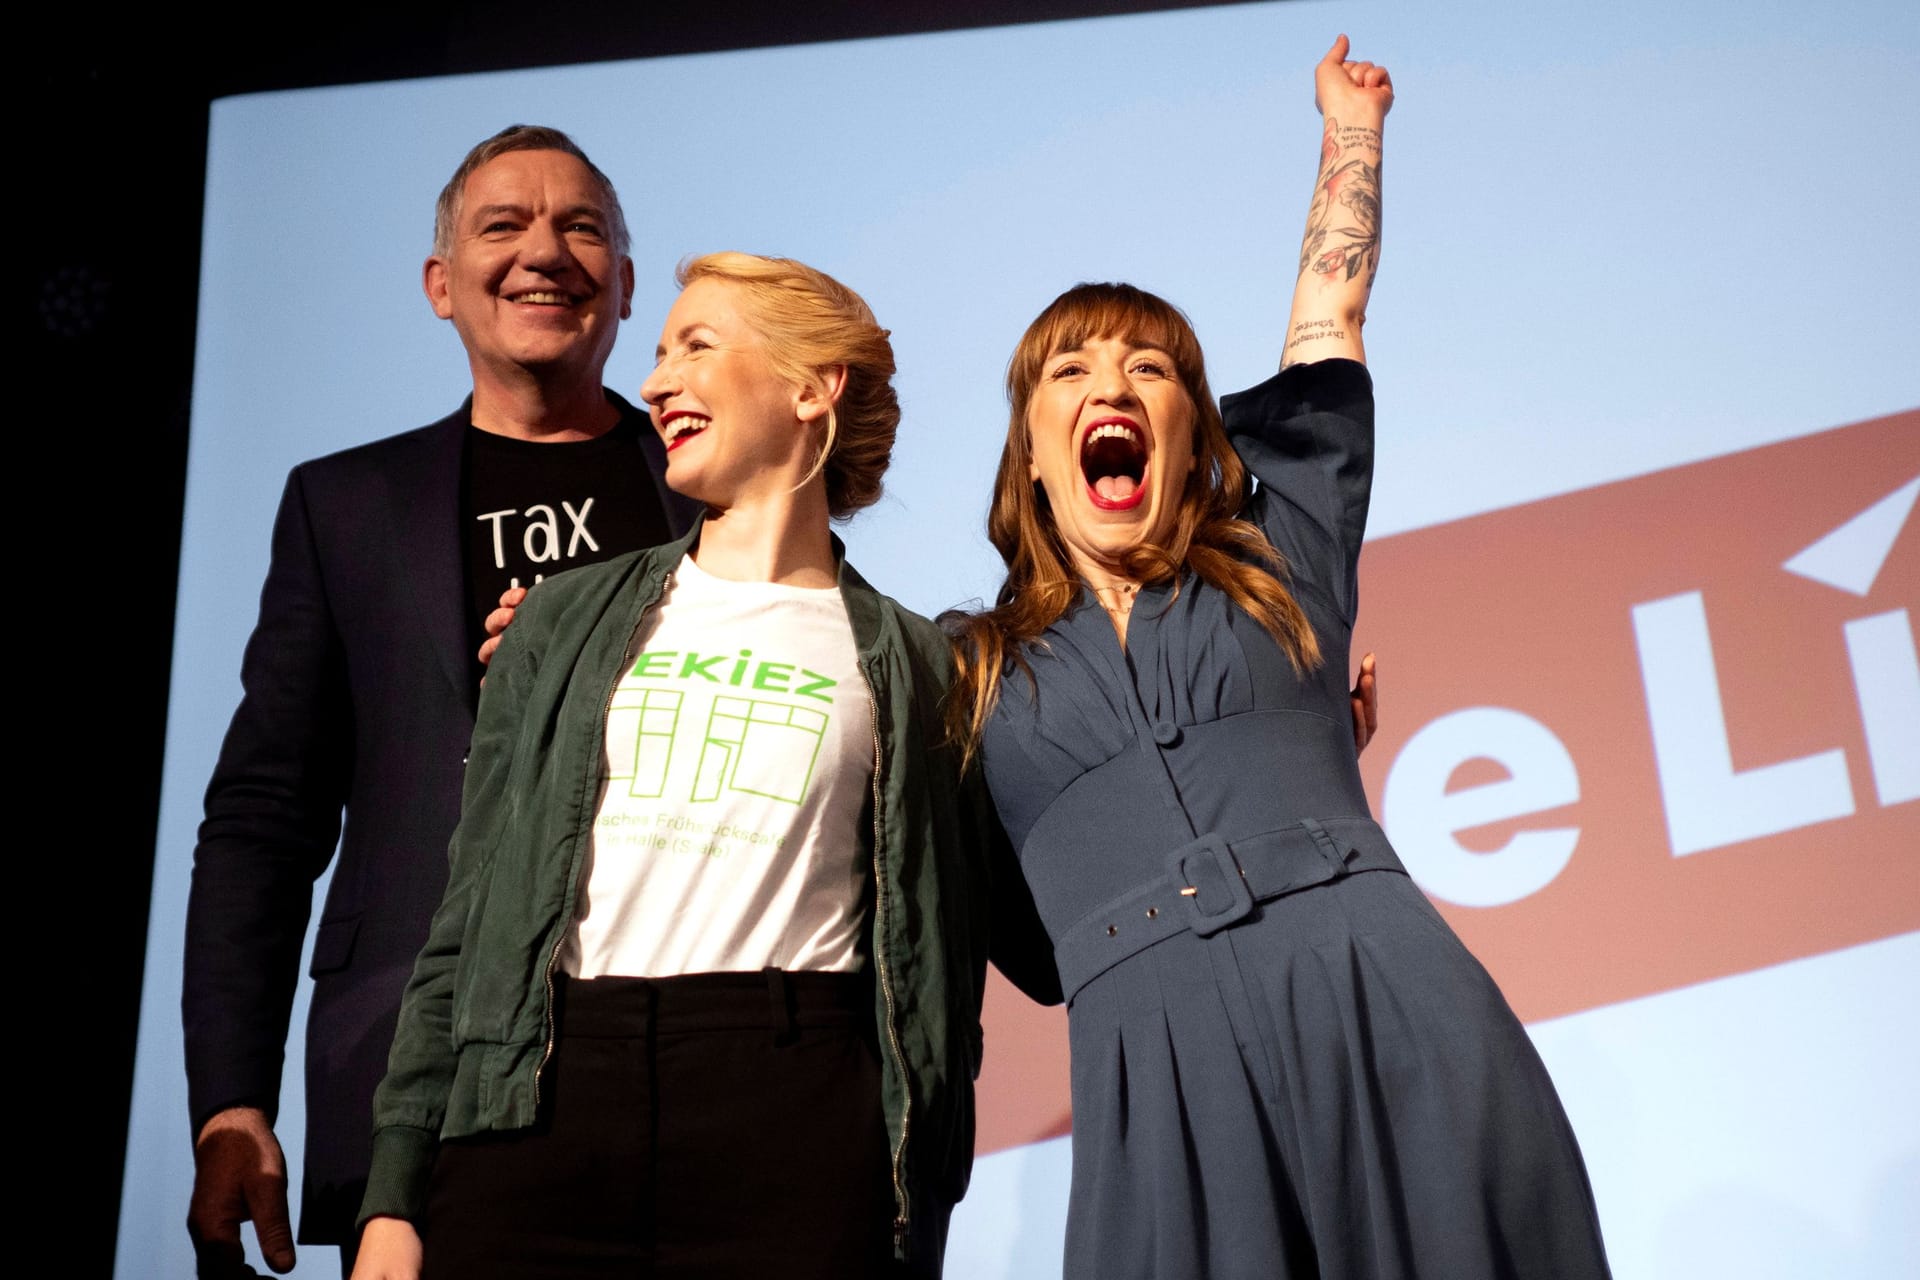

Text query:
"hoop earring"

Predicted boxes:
[[792, 404, 837, 495]]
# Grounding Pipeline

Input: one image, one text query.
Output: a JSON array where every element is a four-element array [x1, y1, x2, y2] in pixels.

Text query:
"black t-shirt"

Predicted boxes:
[[463, 406, 673, 681]]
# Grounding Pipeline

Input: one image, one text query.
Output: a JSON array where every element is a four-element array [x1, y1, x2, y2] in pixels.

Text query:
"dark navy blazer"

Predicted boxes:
[[181, 392, 697, 1240]]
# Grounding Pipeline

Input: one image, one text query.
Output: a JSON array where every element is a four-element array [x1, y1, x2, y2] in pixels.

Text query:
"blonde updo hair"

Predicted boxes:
[[675, 252, 899, 519]]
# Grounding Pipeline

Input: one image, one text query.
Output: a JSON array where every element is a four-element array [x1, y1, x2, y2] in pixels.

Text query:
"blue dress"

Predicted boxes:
[[980, 360, 1611, 1279]]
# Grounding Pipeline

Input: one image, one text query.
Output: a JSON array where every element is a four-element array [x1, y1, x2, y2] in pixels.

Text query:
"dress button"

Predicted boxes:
[[1152, 719, 1181, 747]]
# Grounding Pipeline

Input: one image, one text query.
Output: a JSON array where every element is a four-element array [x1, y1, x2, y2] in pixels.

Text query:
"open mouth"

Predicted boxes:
[[663, 414, 711, 452], [1081, 420, 1149, 510]]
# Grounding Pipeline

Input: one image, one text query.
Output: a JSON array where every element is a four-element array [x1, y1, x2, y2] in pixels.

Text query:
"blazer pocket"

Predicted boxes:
[[308, 913, 362, 977]]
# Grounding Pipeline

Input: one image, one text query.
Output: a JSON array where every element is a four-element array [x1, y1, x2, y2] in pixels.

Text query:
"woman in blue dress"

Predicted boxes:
[[950, 38, 1612, 1279]]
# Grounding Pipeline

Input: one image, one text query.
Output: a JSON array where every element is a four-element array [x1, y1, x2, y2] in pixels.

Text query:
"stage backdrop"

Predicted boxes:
[[123, 1, 1918, 1275]]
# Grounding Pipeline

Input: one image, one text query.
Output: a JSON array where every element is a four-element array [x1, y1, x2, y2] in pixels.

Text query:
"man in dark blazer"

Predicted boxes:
[[182, 125, 699, 1277]]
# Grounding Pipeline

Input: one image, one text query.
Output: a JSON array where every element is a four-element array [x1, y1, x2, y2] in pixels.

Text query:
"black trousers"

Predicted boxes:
[[420, 971, 898, 1279]]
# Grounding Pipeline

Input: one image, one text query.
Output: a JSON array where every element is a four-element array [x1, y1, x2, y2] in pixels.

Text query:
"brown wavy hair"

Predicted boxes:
[[676, 252, 898, 520], [948, 283, 1321, 761]]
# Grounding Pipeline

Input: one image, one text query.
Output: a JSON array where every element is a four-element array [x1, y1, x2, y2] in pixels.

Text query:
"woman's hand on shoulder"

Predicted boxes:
[[1315, 34, 1393, 126], [350, 1216, 423, 1280]]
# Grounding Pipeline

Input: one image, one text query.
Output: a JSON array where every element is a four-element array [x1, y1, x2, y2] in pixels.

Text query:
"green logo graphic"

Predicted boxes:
[[608, 688, 685, 798], [693, 697, 827, 805], [607, 684, 829, 807]]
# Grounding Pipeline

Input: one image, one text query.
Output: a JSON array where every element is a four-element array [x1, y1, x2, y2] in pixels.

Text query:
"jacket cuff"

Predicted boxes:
[[189, 1094, 278, 1143], [357, 1125, 439, 1227], [1224, 357, 1374, 427]]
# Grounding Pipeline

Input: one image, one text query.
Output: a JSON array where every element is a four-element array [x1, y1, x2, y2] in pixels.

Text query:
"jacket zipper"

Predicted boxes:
[[535, 573, 660, 1108], [860, 658, 913, 1252]]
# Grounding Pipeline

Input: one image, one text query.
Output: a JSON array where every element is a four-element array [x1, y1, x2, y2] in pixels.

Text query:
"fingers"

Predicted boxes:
[[1350, 651, 1379, 755], [189, 1236, 261, 1280], [1358, 651, 1378, 734], [187, 1205, 257, 1280], [189, 1109, 292, 1278], [1315, 33, 1392, 120], [243, 1174, 297, 1274], [481, 582, 526, 672], [483, 590, 522, 648], [480, 600, 519, 671], [1344, 62, 1391, 92], [1320, 33, 1392, 95]]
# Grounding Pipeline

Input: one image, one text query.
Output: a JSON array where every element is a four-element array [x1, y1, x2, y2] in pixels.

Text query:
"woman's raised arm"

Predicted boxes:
[[1282, 35, 1393, 368]]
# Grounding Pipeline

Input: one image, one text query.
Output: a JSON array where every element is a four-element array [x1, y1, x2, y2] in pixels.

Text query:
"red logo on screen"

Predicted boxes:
[[976, 409, 1919, 1156]]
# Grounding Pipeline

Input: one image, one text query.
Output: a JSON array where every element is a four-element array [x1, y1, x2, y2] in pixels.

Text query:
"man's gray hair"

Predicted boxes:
[[432, 125, 631, 260]]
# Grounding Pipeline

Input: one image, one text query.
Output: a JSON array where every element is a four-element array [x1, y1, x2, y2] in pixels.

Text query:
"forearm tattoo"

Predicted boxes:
[[1284, 316, 1347, 359], [1296, 116, 1383, 287]]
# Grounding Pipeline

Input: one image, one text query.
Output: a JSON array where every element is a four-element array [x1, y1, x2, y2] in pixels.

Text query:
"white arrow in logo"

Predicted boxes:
[[1783, 475, 1918, 596]]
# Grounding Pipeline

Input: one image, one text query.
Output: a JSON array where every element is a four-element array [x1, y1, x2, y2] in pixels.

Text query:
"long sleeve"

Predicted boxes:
[[358, 590, 544, 1223], [1219, 358, 1375, 625], [183, 465, 353, 1134]]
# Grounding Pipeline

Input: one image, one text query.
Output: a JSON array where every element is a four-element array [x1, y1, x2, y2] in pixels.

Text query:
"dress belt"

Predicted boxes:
[[1051, 815, 1407, 1004]]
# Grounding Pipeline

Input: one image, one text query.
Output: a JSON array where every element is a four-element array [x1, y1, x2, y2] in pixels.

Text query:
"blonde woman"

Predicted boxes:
[[353, 254, 1031, 1279]]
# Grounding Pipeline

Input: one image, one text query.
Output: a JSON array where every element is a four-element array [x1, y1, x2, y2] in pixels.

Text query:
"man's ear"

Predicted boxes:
[[794, 364, 849, 425], [618, 256, 635, 321], [424, 257, 454, 320]]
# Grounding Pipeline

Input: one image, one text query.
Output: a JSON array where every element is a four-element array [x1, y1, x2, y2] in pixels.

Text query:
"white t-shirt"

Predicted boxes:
[[560, 553, 874, 978]]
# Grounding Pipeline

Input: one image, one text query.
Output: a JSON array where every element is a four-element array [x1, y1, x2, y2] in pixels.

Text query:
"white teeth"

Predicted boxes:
[[512, 291, 572, 305], [670, 416, 711, 439], [1084, 423, 1143, 446]]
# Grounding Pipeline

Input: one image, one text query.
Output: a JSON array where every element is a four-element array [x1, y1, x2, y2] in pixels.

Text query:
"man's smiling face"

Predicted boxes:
[[425, 148, 633, 390]]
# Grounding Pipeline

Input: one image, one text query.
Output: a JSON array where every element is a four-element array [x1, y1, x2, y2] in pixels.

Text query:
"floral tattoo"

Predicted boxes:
[[1297, 116, 1382, 286]]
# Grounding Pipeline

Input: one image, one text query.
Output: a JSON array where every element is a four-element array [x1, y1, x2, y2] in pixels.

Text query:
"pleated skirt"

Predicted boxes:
[[1063, 868, 1612, 1280]]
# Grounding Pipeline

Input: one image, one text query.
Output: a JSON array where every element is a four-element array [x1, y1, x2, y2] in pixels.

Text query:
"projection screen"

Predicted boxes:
[[123, 1, 1918, 1275]]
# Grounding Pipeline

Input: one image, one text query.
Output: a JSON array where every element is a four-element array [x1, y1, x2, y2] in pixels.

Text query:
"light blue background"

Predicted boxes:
[[124, 1, 1919, 1275]]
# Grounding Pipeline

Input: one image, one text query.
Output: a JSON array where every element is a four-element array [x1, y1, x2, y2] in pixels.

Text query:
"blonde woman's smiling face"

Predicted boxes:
[[639, 277, 818, 510]]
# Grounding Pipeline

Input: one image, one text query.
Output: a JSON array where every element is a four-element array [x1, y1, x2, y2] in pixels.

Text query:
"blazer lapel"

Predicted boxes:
[[391, 404, 476, 712]]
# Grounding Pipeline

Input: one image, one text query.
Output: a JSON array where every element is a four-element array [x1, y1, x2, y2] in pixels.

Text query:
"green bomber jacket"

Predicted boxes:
[[358, 524, 1022, 1265]]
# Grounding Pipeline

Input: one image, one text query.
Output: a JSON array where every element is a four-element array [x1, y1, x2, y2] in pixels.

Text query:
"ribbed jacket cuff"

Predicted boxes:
[[357, 1125, 438, 1227]]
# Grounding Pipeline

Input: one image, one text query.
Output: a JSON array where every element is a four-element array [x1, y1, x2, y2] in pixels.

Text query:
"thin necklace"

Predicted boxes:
[[1093, 581, 1141, 616]]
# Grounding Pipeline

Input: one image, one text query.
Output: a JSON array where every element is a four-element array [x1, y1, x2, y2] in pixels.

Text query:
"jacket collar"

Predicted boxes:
[[834, 534, 890, 659]]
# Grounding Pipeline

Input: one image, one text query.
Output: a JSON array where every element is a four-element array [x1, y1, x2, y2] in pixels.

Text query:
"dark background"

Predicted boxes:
[[33, 3, 1261, 1272]]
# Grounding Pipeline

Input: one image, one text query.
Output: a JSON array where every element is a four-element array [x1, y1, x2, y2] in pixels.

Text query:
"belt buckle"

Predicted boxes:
[[1167, 833, 1254, 937]]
